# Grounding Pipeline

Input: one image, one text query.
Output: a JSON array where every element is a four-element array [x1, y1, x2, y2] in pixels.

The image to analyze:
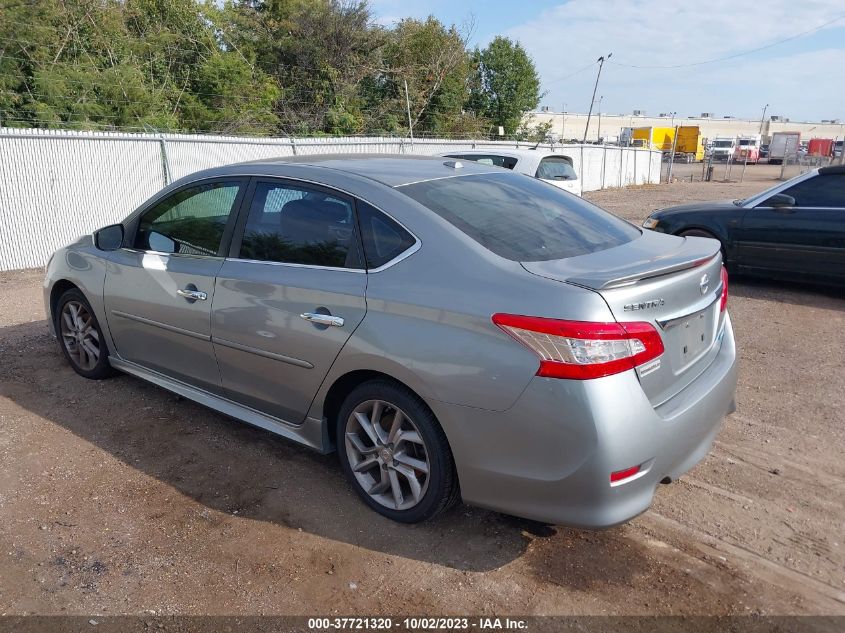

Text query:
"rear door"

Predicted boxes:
[[211, 178, 367, 423], [738, 172, 845, 279], [104, 178, 246, 392]]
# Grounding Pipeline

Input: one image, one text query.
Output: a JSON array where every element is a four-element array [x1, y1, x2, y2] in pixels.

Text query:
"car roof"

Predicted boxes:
[[818, 164, 845, 176], [227, 153, 501, 187]]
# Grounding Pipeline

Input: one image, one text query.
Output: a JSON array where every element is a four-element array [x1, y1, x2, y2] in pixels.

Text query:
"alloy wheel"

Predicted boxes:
[[60, 300, 100, 371], [344, 399, 430, 511]]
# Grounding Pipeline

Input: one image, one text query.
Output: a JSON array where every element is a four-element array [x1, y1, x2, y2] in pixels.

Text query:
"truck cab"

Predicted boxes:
[[733, 136, 761, 164], [710, 137, 736, 162]]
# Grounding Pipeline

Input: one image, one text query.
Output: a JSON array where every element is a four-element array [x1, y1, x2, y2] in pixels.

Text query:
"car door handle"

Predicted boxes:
[[176, 288, 208, 301], [300, 312, 344, 327]]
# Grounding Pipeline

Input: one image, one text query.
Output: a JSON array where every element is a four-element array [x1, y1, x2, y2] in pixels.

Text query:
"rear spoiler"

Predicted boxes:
[[564, 234, 721, 290]]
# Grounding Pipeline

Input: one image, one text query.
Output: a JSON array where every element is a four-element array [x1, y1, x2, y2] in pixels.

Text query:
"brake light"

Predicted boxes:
[[720, 266, 729, 312], [492, 314, 664, 380]]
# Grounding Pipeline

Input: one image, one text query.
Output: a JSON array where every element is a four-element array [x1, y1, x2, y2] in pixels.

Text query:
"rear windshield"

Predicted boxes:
[[398, 172, 639, 262], [444, 154, 518, 169], [536, 156, 577, 180]]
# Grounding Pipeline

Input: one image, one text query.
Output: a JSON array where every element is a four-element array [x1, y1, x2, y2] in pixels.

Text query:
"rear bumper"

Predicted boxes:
[[431, 314, 737, 528]]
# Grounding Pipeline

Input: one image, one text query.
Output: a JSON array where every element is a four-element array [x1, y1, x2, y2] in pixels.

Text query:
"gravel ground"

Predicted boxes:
[[1, 164, 843, 617]]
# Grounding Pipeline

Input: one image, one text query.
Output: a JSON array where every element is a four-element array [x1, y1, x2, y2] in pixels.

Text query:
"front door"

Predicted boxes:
[[104, 178, 247, 392], [738, 172, 845, 280], [211, 178, 367, 423]]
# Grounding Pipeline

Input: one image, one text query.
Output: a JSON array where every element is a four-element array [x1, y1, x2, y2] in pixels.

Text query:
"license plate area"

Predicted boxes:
[[663, 302, 719, 374]]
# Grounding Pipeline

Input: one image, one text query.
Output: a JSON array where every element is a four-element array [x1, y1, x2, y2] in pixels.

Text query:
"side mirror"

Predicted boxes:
[[766, 193, 796, 208], [93, 224, 124, 251]]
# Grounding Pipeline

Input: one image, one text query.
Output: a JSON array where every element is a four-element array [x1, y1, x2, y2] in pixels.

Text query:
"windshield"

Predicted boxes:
[[398, 172, 639, 262], [713, 140, 733, 148], [738, 139, 757, 146]]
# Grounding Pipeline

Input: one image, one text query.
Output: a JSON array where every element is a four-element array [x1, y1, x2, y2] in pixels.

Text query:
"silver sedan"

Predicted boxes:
[[44, 155, 737, 526]]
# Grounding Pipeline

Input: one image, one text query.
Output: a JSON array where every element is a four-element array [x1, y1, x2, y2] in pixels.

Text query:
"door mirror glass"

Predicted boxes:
[[765, 193, 796, 208], [148, 231, 178, 254], [93, 224, 124, 251]]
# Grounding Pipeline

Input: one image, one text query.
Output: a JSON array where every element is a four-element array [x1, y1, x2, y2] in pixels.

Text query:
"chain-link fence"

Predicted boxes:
[[776, 154, 839, 180], [0, 128, 661, 270]]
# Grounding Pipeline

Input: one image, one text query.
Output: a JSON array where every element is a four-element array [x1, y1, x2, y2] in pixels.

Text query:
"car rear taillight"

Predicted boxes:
[[720, 266, 729, 312], [492, 314, 664, 380]]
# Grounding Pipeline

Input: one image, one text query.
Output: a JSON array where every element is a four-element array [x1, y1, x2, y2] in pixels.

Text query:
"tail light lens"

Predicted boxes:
[[492, 314, 664, 380], [720, 266, 729, 312]]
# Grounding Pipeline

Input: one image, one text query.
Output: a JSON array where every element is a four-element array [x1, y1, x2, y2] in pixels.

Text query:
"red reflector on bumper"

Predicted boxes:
[[610, 465, 641, 483]]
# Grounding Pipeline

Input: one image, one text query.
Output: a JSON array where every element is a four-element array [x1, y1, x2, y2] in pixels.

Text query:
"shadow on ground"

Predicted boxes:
[[0, 319, 581, 573]]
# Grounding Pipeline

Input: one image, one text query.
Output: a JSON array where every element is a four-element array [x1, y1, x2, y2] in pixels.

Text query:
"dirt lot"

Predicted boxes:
[[1, 164, 843, 617]]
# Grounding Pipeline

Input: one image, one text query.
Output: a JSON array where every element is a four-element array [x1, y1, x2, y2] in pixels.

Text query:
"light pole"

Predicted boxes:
[[583, 53, 611, 143], [759, 103, 769, 136], [561, 103, 566, 140]]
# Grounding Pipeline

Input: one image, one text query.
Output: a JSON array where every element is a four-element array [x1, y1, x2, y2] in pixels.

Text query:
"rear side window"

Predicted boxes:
[[399, 172, 639, 262], [238, 181, 361, 268], [356, 201, 416, 269], [536, 156, 577, 181], [444, 154, 518, 169]]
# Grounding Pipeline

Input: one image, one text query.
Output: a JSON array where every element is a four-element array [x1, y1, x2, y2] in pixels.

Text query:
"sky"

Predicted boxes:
[[369, 0, 845, 122]]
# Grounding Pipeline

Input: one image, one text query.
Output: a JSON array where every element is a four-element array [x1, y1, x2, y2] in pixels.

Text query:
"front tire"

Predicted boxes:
[[55, 288, 116, 379], [336, 379, 459, 523]]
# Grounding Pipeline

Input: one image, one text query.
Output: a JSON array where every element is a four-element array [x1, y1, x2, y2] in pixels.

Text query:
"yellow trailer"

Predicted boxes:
[[674, 125, 704, 162], [631, 126, 675, 151], [632, 125, 704, 161]]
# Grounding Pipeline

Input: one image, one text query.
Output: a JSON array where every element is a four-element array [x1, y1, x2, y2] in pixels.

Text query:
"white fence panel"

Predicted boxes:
[[164, 135, 296, 181], [0, 129, 164, 270], [0, 128, 661, 271]]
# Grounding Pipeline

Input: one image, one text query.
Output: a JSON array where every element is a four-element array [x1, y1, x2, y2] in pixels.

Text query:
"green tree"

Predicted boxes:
[[468, 36, 542, 136], [0, 0, 279, 133], [222, 0, 380, 135], [365, 17, 479, 137]]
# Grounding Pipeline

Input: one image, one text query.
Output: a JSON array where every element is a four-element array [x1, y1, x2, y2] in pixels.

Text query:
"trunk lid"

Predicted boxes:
[[522, 231, 726, 406]]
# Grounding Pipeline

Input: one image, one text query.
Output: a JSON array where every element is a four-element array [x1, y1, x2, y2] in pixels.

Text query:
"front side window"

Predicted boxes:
[[238, 181, 361, 268], [135, 181, 242, 256], [775, 174, 845, 208], [399, 172, 639, 262], [536, 156, 577, 181]]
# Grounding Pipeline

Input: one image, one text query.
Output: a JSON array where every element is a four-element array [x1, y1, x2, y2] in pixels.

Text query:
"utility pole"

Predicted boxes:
[[561, 103, 566, 141], [404, 79, 414, 148], [759, 103, 769, 136], [583, 53, 611, 143], [596, 96, 603, 143]]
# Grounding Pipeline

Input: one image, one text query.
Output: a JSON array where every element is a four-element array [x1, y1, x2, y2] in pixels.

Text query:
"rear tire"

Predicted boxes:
[[336, 379, 459, 523], [55, 288, 117, 380]]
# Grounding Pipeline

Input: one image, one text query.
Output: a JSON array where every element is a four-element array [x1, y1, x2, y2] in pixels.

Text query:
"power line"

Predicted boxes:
[[543, 60, 597, 86], [608, 14, 845, 69]]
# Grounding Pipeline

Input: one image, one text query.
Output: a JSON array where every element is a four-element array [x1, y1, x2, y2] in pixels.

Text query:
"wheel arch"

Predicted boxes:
[[674, 224, 732, 264], [320, 369, 433, 453], [49, 279, 82, 327]]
